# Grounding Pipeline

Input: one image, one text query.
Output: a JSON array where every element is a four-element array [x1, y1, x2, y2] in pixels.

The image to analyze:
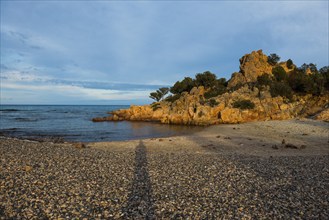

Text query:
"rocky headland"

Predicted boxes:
[[93, 50, 329, 125]]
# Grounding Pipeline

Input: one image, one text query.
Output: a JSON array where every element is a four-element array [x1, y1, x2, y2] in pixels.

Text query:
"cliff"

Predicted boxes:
[[227, 50, 295, 88], [93, 86, 329, 125], [93, 50, 329, 125]]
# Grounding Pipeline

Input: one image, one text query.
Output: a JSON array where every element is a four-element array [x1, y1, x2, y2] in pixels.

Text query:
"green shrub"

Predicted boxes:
[[319, 66, 329, 91], [170, 77, 194, 94], [309, 72, 325, 95], [149, 87, 169, 102], [267, 53, 280, 65], [270, 81, 293, 100], [229, 82, 244, 92], [287, 59, 294, 69], [257, 73, 272, 86], [151, 103, 161, 111], [158, 87, 169, 97], [195, 71, 217, 88], [272, 66, 287, 82], [290, 66, 328, 95], [288, 69, 313, 94], [232, 99, 255, 110], [299, 63, 318, 74], [165, 94, 181, 103], [149, 92, 161, 102], [204, 86, 226, 99], [208, 99, 219, 107], [216, 78, 228, 87]]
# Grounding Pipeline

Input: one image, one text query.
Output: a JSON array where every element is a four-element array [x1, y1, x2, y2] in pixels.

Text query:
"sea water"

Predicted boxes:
[[0, 105, 202, 142]]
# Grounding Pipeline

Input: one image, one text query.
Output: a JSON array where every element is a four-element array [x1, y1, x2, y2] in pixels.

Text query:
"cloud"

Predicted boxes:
[[1, 71, 168, 90], [0, 71, 51, 82], [1, 1, 328, 104], [1, 81, 154, 105], [0, 70, 165, 104], [1, 64, 9, 70], [1, 25, 67, 52], [2, 83, 152, 101]]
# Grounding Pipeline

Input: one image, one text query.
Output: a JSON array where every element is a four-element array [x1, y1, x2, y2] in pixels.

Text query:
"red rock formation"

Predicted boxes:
[[92, 50, 329, 125]]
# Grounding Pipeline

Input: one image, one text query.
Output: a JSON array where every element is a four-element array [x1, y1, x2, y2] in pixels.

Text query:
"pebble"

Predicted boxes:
[[0, 137, 328, 219]]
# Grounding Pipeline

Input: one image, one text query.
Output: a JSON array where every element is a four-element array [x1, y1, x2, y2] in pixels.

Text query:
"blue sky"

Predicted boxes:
[[1, 1, 328, 105]]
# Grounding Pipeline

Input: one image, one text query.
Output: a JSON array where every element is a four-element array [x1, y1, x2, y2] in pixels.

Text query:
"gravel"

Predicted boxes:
[[1, 137, 328, 219]]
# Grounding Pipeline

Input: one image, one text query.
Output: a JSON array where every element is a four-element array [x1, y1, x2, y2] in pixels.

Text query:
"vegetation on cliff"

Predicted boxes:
[[164, 71, 227, 103], [149, 87, 169, 102], [150, 52, 328, 105]]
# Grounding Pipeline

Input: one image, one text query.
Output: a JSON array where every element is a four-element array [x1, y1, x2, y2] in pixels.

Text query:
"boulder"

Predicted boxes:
[[227, 72, 246, 88], [220, 108, 242, 124], [239, 50, 272, 82], [315, 108, 329, 122]]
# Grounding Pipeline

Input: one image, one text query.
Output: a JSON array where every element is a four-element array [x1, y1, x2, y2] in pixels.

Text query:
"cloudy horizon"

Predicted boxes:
[[1, 1, 328, 105]]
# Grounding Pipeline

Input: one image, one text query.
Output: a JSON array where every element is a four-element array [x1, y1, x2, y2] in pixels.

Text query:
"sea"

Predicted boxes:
[[0, 105, 203, 142]]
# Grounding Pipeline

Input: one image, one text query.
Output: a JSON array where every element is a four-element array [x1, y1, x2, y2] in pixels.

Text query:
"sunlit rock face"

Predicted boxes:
[[93, 85, 329, 125], [93, 50, 329, 125]]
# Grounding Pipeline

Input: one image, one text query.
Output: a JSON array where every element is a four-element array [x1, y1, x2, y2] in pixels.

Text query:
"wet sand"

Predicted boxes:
[[1, 119, 328, 219]]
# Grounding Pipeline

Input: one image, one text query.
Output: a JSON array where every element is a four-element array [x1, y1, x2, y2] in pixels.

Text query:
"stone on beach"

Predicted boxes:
[[1, 118, 328, 219]]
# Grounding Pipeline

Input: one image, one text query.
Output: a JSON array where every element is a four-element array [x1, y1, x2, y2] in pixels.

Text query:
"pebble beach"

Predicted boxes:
[[1, 119, 328, 219]]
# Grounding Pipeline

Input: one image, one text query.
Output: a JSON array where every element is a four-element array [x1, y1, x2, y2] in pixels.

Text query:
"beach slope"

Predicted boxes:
[[1, 119, 328, 218]]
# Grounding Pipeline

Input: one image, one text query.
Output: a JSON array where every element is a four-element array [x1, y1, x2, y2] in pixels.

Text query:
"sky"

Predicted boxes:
[[1, 1, 328, 105]]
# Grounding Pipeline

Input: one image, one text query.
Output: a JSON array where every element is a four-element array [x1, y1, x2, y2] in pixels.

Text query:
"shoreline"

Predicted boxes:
[[2, 117, 328, 143], [89, 118, 329, 157], [1, 118, 328, 157], [1, 118, 328, 218]]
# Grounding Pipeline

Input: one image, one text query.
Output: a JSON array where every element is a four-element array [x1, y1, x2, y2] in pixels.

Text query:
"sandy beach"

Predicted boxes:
[[1, 119, 328, 219]]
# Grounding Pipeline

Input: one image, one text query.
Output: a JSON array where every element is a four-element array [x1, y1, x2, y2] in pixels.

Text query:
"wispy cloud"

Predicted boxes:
[[1, 71, 168, 90], [1, 1, 328, 104], [1, 25, 67, 52], [2, 83, 153, 101], [0, 70, 166, 104]]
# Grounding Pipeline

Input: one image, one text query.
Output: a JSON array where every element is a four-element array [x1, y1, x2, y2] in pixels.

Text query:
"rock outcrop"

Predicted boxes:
[[315, 109, 329, 122], [92, 50, 329, 125], [228, 50, 272, 88], [93, 85, 329, 125], [227, 50, 295, 88]]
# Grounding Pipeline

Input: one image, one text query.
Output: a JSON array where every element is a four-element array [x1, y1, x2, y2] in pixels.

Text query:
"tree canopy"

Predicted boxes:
[[149, 55, 329, 104], [149, 87, 169, 102], [170, 77, 194, 94], [195, 71, 217, 88], [267, 53, 280, 65]]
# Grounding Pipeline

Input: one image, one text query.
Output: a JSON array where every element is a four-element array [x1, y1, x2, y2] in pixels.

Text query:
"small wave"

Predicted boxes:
[[46, 110, 59, 112], [0, 109, 21, 112], [14, 117, 38, 122], [4, 128, 19, 131], [0, 128, 19, 137]]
